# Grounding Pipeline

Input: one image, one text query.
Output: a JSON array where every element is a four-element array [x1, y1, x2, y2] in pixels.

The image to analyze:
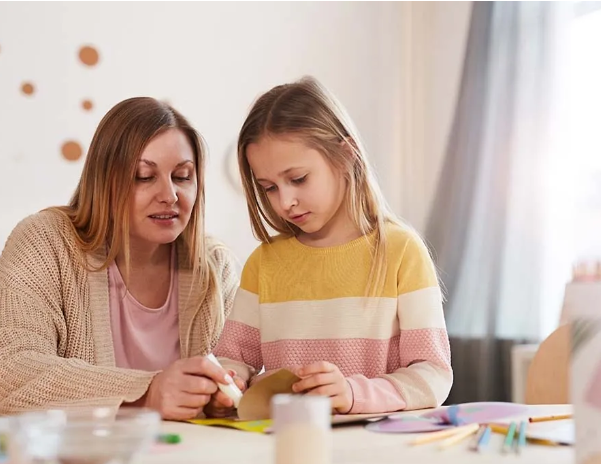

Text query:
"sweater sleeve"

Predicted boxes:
[[213, 246, 263, 383], [347, 233, 453, 413], [0, 214, 156, 414], [206, 241, 241, 352]]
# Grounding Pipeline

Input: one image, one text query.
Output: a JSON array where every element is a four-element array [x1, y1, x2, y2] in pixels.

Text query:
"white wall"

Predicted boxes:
[[0, 1, 406, 263], [0, 2, 472, 263], [426, 2, 473, 218], [394, 1, 472, 231]]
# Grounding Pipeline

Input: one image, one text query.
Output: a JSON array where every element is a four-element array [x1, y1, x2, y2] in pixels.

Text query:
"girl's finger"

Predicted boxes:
[[296, 361, 335, 377], [304, 383, 341, 398], [292, 373, 335, 392]]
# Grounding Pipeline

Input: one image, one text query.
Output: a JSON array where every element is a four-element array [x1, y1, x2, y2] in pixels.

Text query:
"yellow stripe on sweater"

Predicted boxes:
[[240, 223, 438, 303]]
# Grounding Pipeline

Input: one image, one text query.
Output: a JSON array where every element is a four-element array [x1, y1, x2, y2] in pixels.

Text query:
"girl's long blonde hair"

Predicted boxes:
[[238, 76, 401, 296], [48, 97, 225, 336]]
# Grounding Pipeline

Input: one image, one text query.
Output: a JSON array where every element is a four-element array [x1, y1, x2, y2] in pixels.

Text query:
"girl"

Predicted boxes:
[[0, 98, 241, 420], [210, 77, 452, 416]]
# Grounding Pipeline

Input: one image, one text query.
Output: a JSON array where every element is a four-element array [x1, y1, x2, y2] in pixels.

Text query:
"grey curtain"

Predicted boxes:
[[425, 2, 568, 403]]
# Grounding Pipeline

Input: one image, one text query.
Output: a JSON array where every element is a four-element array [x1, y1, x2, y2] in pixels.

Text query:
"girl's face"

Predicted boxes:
[[246, 134, 353, 246], [128, 128, 198, 250]]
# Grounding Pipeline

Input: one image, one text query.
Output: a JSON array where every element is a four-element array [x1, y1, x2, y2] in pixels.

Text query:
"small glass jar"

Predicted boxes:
[[272, 394, 332, 464], [9, 407, 160, 464]]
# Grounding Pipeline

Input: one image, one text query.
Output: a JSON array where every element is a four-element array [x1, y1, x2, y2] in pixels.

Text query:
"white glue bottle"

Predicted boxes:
[[205, 353, 243, 409]]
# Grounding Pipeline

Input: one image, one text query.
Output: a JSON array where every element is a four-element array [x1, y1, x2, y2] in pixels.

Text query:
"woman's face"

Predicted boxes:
[[128, 128, 198, 249]]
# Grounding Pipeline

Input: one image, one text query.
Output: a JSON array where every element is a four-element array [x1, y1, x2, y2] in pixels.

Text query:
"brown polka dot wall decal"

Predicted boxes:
[[82, 99, 93, 111], [78, 45, 100, 67], [61, 140, 83, 161], [21, 82, 35, 96]]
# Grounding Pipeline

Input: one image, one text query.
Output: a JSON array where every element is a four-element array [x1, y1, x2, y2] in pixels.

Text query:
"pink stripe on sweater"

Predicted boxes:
[[261, 328, 449, 375], [262, 336, 402, 377], [399, 328, 451, 370], [214, 320, 263, 370], [216, 322, 451, 413]]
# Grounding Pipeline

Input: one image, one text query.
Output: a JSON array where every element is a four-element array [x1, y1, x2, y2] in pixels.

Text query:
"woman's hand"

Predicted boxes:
[[140, 356, 236, 421], [292, 361, 353, 414], [204, 370, 247, 418]]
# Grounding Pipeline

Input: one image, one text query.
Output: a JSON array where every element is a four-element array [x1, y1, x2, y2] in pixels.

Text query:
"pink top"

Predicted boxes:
[[108, 246, 180, 371]]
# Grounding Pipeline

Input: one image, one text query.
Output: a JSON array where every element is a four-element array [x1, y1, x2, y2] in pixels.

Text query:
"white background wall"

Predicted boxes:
[[0, 2, 471, 263], [394, 1, 472, 231]]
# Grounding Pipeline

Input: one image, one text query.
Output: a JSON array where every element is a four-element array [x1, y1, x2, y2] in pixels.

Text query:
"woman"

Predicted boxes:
[[0, 97, 242, 420]]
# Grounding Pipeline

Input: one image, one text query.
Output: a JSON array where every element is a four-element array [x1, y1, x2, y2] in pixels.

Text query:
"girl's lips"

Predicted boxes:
[[290, 213, 310, 223]]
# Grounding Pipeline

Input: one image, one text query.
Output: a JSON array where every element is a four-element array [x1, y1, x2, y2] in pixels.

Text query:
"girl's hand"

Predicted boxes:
[[292, 361, 353, 414], [249, 366, 301, 387], [204, 370, 247, 418], [249, 368, 280, 387]]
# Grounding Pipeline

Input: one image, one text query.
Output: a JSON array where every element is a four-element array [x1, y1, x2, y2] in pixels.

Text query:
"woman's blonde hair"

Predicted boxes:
[[238, 76, 400, 296], [48, 97, 225, 336]]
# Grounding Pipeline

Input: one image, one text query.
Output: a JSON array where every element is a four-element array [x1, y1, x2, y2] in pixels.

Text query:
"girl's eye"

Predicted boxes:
[[136, 176, 153, 182], [264, 185, 277, 193], [292, 175, 307, 185], [173, 176, 191, 182]]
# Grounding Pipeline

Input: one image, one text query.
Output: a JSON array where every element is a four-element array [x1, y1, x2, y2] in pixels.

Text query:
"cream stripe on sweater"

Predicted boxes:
[[0, 210, 238, 414]]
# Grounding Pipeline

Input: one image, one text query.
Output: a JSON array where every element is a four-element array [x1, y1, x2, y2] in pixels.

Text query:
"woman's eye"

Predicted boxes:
[[136, 176, 153, 182], [264, 185, 277, 193], [292, 175, 307, 185]]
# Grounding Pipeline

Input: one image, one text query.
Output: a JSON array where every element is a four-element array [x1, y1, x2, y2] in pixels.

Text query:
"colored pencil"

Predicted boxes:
[[528, 414, 572, 423], [516, 421, 527, 454], [488, 423, 563, 447], [438, 423, 480, 449], [502, 422, 517, 454], [469, 425, 487, 451], [476, 425, 492, 452], [489, 424, 510, 434], [410, 423, 478, 446]]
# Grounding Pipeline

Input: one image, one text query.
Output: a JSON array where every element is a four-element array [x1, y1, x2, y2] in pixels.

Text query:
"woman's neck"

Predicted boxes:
[[116, 241, 172, 271]]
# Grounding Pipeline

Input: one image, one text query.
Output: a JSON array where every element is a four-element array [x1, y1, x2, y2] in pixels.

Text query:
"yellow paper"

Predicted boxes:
[[188, 418, 273, 434]]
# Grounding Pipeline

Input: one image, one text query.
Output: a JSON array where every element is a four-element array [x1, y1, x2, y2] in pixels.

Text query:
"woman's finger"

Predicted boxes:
[[181, 374, 218, 395], [163, 405, 204, 421], [179, 392, 212, 409], [212, 390, 234, 408]]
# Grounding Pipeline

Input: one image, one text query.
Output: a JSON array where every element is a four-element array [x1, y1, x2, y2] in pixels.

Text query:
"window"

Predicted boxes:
[[542, 3, 601, 336]]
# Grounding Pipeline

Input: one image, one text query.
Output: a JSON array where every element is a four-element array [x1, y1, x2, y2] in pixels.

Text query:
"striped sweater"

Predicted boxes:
[[214, 222, 452, 413]]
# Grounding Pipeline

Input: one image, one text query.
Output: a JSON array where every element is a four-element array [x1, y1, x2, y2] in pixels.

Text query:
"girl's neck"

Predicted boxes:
[[297, 208, 362, 248]]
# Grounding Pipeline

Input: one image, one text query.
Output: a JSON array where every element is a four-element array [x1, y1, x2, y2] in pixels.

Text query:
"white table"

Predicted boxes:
[[135, 404, 573, 464]]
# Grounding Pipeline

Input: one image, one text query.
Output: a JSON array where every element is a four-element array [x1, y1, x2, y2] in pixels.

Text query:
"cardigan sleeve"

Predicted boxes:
[[0, 214, 156, 414]]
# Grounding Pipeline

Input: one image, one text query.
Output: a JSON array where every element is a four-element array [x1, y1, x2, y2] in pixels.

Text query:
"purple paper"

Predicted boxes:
[[365, 402, 530, 433]]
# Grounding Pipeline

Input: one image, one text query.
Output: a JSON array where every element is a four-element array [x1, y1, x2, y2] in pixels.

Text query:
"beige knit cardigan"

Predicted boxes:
[[0, 210, 238, 414]]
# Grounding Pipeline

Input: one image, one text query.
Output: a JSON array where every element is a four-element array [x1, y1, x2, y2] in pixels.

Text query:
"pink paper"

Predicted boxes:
[[366, 402, 529, 433]]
